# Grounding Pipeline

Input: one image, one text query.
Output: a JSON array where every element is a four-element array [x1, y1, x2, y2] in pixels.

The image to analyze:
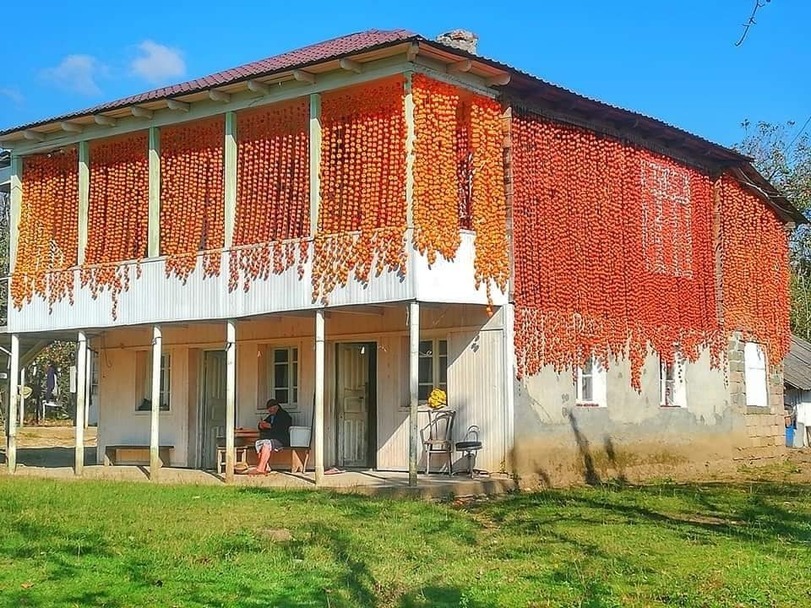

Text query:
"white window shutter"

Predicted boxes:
[[744, 343, 768, 407]]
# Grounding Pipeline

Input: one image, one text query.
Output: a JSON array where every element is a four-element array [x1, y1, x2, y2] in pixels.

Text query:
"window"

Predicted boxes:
[[576, 358, 606, 407], [418, 339, 448, 402], [660, 356, 686, 407], [135, 352, 171, 411], [744, 342, 768, 407], [264, 347, 299, 410], [640, 159, 693, 277]]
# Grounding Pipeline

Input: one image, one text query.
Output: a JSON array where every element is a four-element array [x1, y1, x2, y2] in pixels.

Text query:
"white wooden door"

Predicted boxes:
[[201, 350, 227, 470], [337, 344, 369, 467]]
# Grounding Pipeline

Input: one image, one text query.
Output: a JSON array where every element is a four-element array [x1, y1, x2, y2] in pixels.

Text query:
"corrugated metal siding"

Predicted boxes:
[[10, 232, 504, 333], [376, 328, 508, 472], [376, 336, 409, 470], [448, 329, 508, 472]]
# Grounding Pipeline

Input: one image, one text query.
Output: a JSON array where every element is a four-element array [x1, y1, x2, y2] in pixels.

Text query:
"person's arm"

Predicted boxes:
[[258, 415, 271, 430]]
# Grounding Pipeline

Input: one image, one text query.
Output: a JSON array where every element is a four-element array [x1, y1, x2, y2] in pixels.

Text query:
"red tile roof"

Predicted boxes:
[[2, 29, 419, 134]]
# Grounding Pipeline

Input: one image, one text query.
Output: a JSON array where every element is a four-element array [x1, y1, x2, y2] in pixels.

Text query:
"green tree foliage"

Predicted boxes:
[[737, 119, 811, 340]]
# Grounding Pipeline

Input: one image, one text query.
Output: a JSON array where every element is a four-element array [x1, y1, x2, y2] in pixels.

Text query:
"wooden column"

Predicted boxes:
[[148, 127, 161, 257], [224, 112, 237, 249], [309, 93, 322, 235], [78, 141, 90, 265], [75, 332, 88, 476], [404, 72, 415, 229], [18, 368, 25, 428], [6, 334, 19, 473], [9, 155, 22, 273], [314, 309, 325, 485], [224, 320, 236, 483], [408, 301, 420, 486], [149, 326, 162, 478]]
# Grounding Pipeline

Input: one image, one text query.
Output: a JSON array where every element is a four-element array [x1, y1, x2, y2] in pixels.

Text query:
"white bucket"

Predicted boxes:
[[290, 426, 311, 448]]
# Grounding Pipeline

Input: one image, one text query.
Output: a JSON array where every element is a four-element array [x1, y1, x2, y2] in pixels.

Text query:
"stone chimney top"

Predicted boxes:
[[436, 30, 479, 55]]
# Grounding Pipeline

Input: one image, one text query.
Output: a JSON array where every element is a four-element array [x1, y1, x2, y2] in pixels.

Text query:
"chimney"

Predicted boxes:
[[436, 29, 478, 55]]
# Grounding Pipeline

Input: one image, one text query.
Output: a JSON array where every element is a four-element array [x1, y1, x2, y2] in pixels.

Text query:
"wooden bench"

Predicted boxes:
[[217, 428, 311, 474], [103, 445, 173, 467]]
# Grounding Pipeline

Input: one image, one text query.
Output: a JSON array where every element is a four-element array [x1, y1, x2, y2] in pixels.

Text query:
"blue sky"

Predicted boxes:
[[1, 0, 809, 147]]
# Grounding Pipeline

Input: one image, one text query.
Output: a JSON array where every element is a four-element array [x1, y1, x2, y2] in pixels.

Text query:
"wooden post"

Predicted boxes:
[[78, 141, 90, 265], [309, 93, 322, 236], [224, 320, 236, 483], [6, 334, 19, 474], [18, 368, 25, 428], [404, 72, 415, 229], [149, 326, 162, 478], [9, 156, 22, 273], [148, 127, 161, 257], [314, 309, 325, 485], [75, 332, 87, 476], [408, 301, 419, 486], [224, 112, 237, 249]]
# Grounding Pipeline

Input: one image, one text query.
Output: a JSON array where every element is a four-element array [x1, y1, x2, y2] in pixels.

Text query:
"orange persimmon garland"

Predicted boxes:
[[312, 79, 407, 303], [161, 117, 225, 282], [229, 100, 310, 292], [719, 175, 790, 363], [81, 132, 149, 318], [412, 75, 509, 302], [511, 109, 721, 388], [12, 148, 79, 310]]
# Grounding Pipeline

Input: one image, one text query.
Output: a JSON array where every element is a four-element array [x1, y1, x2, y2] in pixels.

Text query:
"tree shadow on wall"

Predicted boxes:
[[567, 411, 627, 486]]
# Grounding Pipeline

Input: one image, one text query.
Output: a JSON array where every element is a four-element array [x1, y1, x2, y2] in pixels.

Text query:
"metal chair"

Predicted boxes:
[[421, 409, 455, 475], [455, 425, 483, 478]]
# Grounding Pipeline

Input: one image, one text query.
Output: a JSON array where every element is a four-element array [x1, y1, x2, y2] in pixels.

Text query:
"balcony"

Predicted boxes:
[[9, 231, 506, 333]]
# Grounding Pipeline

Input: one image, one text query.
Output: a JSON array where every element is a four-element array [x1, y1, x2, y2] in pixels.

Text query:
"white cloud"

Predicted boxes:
[[40, 55, 107, 96], [0, 87, 24, 105], [131, 41, 185, 84]]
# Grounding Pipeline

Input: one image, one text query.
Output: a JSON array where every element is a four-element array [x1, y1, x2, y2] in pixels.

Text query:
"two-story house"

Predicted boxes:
[[0, 29, 801, 486]]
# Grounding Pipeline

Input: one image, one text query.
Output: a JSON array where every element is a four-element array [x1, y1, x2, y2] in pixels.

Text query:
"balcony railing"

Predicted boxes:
[[8, 230, 506, 333]]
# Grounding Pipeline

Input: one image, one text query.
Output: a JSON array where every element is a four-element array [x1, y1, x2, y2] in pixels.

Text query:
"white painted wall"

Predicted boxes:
[[94, 304, 506, 470]]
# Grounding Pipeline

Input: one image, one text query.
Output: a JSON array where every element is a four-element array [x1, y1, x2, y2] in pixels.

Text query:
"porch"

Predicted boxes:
[[4, 303, 514, 487]]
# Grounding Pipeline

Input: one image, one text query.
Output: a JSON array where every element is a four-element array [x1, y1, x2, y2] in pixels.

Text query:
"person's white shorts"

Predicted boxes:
[[255, 438, 283, 452]]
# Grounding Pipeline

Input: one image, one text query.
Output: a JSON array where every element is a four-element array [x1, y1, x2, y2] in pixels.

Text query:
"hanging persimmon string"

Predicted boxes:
[[511, 109, 720, 389], [12, 148, 79, 310], [720, 175, 790, 362], [230, 99, 310, 292], [81, 132, 149, 319], [412, 74, 508, 302], [161, 116, 225, 282], [313, 78, 407, 303]]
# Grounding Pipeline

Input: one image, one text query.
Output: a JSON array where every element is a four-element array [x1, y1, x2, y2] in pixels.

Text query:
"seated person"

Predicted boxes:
[[249, 399, 292, 475]]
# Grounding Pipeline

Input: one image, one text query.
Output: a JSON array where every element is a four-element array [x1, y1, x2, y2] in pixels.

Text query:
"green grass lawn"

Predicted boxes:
[[0, 478, 809, 607]]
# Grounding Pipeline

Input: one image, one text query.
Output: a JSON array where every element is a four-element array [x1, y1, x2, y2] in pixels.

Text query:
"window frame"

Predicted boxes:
[[744, 342, 769, 408], [135, 351, 171, 412], [261, 345, 300, 412], [418, 338, 448, 405], [659, 355, 687, 408], [576, 357, 607, 407]]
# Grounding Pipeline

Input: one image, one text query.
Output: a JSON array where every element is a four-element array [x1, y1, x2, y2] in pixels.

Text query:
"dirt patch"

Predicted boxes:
[[14, 424, 97, 448]]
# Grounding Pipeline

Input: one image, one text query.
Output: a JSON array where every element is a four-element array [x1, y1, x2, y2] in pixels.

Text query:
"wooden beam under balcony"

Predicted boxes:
[[447, 59, 472, 74], [131, 106, 154, 119], [209, 90, 231, 103], [94, 115, 117, 127], [486, 73, 511, 87], [339, 58, 362, 74], [247, 79, 270, 95], [60, 122, 84, 133], [23, 130, 45, 142], [293, 70, 316, 85], [166, 99, 190, 112]]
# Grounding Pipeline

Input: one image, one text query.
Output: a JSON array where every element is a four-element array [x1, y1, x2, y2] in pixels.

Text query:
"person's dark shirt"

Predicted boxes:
[[258, 407, 292, 446]]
